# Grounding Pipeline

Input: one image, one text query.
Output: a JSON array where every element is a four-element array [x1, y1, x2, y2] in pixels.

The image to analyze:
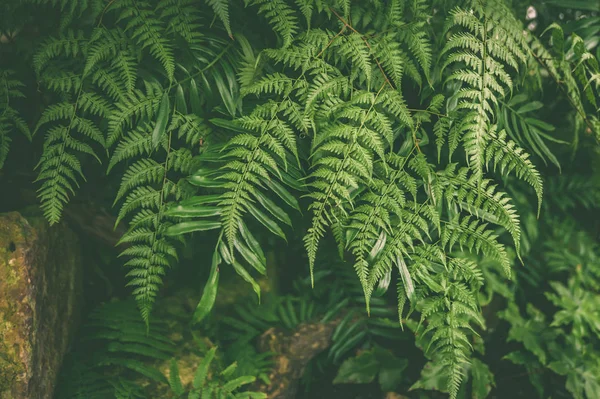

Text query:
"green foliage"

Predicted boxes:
[[534, 21, 600, 146], [168, 346, 266, 399], [498, 94, 565, 170], [56, 300, 175, 398], [333, 346, 408, 392], [0, 70, 30, 169], [441, 1, 543, 208], [2, 0, 599, 398], [497, 214, 600, 397], [57, 300, 266, 399]]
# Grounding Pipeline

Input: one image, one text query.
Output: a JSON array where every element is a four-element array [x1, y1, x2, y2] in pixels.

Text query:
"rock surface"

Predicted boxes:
[[254, 321, 340, 398], [0, 212, 82, 399]]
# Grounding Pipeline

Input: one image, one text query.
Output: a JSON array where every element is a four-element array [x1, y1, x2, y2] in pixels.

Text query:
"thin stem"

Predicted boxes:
[[330, 7, 395, 89]]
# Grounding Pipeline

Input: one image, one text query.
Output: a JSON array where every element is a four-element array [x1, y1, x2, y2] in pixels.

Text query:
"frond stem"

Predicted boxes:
[[329, 7, 394, 89]]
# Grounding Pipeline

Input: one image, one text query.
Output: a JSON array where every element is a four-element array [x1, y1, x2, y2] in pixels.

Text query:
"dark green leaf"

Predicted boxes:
[[333, 350, 379, 385], [238, 220, 267, 268], [175, 84, 187, 114], [152, 92, 170, 148], [234, 236, 267, 275], [252, 189, 292, 226], [231, 260, 261, 302], [191, 250, 220, 326], [263, 178, 301, 211], [189, 78, 202, 116], [246, 202, 287, 241]]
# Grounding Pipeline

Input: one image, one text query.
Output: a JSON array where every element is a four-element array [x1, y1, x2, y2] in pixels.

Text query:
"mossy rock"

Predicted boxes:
[[0, 212, 82, 399]]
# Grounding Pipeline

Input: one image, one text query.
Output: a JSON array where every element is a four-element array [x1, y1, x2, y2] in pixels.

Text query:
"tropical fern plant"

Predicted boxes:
[[2, 0, 599, 397]]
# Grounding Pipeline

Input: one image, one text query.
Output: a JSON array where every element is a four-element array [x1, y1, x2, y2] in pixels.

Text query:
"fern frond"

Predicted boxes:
[[205, 0, 232, 38], [107, 83, 163, 146], [334, 32, 373, 84], [373, 35, 408, 88], [246, 0, 299, 48], [115, 159, 164, 203], [219, 107, 298, 249], [345, 153, 414, 308], [0, 71, 31, 169], [400, 19, 432, 82], [412, 255, 484, 399], [442, 3, 530, 183], [112, 0, 175, 81], [485, 127, 543, 214], [35, 91, 107, 224], [170, 113, 212, 147], [117, 182, 178, 323], [442, 215, 511, 276], [108, 125, 156, 171], [305, 87, 393, 282], [111, 104, 199, 322], [56, 299, 174, 398], [157, 0, 204, 45], [440, 165, 521, 253], [545, 175, 600, 211], [33, 30, 87, 75]]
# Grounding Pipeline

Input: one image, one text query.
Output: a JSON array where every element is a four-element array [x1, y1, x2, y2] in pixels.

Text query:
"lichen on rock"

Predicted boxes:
[[0, 212, 82, 399]]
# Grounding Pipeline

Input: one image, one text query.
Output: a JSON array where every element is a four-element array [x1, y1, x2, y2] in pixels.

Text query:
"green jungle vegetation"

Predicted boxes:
[[1, 0, 599, 398]]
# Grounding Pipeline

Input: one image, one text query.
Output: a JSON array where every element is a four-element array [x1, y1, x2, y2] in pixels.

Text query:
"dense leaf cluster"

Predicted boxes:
[[1, 0, 599, 397]]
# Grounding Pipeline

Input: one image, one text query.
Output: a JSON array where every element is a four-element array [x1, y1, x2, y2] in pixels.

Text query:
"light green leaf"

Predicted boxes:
[[164, 205, 221, 218], [165, 221, 221, 236]]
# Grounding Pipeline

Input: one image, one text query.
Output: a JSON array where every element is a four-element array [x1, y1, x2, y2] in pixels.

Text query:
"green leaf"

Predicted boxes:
[[246, 202, 287, 241], [221, 362, 238, 378], [470, 358, 495, 399], [188, 174, 225, 188], [211, 69, 237, 117], [189, 78, 202, 116], [234, 238, 267, 275], [105, 358, 168, 383], [193, 346, 217, 388], [333, 350, 379, 385], [165, 220, 221, 236], [210, 118, 252, 134], [222, 376, 256, 392], [164, 205, 221, 218], [542, 23, 565, 55], [331, 329, 367, 364], [238, 220, 267, 268], [178, 195, 222, 207], [175, 84, 187, 114], [168, 359, 185, 396], [231, 260, 262, 302], [152, 92, 170, 148], [263, 178, 301, 211], [205, 0, 232, 38], [517, 101, 543, 114], [410, 361, 448, 392], [377, 346, 408, 392], [252, 189, 292, 226], [191, 249, 220, 326]]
